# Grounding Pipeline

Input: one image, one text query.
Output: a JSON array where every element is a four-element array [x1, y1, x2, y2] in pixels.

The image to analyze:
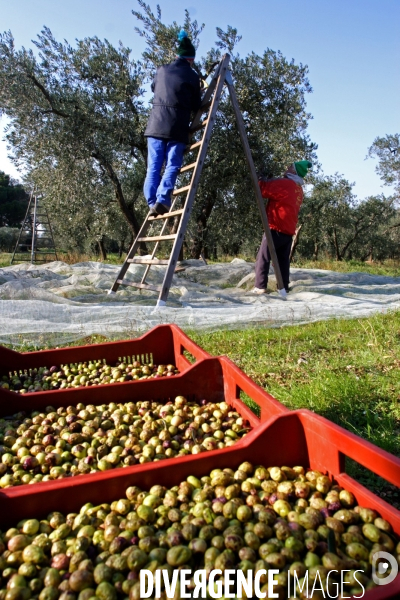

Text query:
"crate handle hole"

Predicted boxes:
[[181, 348, 196, 364], [238, 388, 260, 418]]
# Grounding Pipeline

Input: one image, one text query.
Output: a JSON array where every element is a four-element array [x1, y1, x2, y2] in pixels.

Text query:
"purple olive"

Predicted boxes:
[[22, 456, 39, 471], [109, 537, 129, 554], [130, 537, 139, 546], [316, 541, 328, 556]]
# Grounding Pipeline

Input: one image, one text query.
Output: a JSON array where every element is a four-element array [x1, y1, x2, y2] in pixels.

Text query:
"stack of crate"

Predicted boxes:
[[0, 324, 399, 599]]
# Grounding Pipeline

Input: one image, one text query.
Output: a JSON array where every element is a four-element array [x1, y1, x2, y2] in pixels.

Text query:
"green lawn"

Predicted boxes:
[[188, 312, 400, 506], [190, 314, 400, 455]]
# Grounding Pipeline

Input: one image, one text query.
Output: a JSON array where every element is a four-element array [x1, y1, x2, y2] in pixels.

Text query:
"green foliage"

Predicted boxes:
[[1, 2, 397, 266], [0, 170, 28, 227], [132, 0, 205, 73], [296, 174, 399, 262], [0, 227, 19, 252], [0, 26, 147, 248], [0, 2, 316, 259], [368, 133, 400, 198]]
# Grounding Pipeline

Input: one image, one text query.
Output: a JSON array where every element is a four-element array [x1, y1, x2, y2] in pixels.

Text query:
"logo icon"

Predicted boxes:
[[372, 551, 398, 586]]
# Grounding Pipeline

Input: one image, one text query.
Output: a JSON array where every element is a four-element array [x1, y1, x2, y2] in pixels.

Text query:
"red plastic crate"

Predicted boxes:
[[0, 324, 210, 399], [1, 410, 398, 599]]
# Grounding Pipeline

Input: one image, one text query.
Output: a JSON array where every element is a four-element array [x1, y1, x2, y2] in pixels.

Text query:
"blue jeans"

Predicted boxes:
[[143, 137, 186, 208]]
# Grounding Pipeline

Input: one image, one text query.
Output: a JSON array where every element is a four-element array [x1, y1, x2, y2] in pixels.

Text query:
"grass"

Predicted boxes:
[[2, 251, 400, 276], [188, 314, 400, 452], [0, 251, 123, 268], [292, 258, 400, 277], [188, 312, 400, 506]]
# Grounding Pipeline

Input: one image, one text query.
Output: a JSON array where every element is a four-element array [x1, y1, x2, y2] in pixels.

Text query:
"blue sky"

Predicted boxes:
[[0, 0, 399, 199]]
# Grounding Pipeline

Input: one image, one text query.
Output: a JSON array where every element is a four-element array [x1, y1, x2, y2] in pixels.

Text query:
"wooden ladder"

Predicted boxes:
[[109, 54, 285, 305], [11, 193, 58, 265]]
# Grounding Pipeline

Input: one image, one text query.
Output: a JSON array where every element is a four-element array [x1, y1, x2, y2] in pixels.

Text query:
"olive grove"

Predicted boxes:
[[0, 1, 398, 262]]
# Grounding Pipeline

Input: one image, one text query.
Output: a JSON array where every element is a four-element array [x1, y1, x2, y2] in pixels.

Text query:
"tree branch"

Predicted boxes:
[[25, 72, 69, 118]]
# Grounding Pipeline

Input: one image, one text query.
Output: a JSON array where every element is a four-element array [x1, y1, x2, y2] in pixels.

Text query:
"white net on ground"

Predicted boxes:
[[1, 258, 400, 346]]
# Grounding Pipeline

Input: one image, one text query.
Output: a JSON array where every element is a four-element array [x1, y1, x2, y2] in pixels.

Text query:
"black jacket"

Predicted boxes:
[[144, 58, 202, 144]]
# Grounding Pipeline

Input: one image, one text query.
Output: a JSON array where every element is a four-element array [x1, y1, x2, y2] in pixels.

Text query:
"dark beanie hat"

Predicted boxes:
[[176, 29, 196, 59]]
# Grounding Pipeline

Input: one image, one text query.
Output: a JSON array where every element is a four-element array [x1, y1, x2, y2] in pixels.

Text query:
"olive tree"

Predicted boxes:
[[296, 174, 397, 261], [0, 0, 317, 260], [368, 134, 400, 199], [0, 28, 147, 240]]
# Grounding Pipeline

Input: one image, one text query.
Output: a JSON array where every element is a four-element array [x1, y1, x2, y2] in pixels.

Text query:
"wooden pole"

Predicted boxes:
[[225, 69, 286, 296]]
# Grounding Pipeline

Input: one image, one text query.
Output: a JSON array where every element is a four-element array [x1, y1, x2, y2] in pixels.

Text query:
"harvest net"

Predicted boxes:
[[1, 259, 400, 347]]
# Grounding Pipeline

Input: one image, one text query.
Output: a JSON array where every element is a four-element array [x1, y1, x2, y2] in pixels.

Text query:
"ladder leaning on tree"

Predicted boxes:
[[108, 53, 286, 306]]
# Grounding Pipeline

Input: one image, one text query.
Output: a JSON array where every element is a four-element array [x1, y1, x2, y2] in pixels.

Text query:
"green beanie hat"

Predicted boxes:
[[176, 29, 196, 59], [294, 160, 312, 178]]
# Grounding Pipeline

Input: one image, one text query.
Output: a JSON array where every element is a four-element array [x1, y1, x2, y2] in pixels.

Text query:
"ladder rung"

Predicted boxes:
[[172, 185, 190, 196], [189, 141, 202, 151], [137, 234, 177, 242], [128, 258, 169, 265], [179, 162, 197, 173], [117, 280, 161, 292], [189, 119, 209, 134], [149, 208, 184, 220]]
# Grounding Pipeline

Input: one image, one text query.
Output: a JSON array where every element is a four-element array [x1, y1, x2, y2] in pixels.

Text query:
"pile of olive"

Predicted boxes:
[[0, 462, 398, 600], [0, 398, 251, 488], [1, 355, 179, 394]]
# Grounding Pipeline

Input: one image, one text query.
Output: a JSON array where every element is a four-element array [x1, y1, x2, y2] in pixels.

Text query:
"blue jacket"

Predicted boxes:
[[144, 58, 202, 144]]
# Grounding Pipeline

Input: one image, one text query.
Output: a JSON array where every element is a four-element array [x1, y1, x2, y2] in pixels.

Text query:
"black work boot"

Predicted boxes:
[[154, 202, 170, 215]]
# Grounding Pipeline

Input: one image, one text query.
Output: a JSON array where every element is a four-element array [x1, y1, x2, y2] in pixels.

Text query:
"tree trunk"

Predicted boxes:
[[92, 151, 147, 254], [333, 228, 342, 261], [313, 241, 319, 261], [190, 203, 214, 259], [98, 237, 107, 261]]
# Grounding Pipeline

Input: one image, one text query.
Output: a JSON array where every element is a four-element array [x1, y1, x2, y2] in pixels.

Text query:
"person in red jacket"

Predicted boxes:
[[253, 160, 312, 294]]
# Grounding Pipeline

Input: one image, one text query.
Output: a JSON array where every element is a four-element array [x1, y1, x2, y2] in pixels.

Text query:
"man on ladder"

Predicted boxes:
[[109, 52, 288, 303], [143, 30, 202, 217]]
